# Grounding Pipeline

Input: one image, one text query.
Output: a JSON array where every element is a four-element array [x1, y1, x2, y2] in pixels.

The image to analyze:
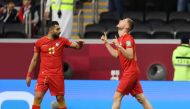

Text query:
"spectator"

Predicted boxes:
[[12, 0, 22, 6], [0, 0, 18, 23], [0, 7, 3, 15], [108, 0, 123, 19], [177, 0, 190, 12], [18, 0, 39, 37], [173, 36, 190, 81], [0, 0, 6, 6], [44, 0, 74, 39]]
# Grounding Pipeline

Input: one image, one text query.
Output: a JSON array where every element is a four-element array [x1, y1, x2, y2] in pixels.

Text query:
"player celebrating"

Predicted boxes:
[[26, 21, 84, 109], [101, 18, 153, 109]]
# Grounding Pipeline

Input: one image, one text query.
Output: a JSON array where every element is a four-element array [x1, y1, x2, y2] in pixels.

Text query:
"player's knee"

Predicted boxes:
[[34, 96, 43, 103], [34, 96, 43, 105], [113, 94, 122, 102], [136, 95, 146, 104]]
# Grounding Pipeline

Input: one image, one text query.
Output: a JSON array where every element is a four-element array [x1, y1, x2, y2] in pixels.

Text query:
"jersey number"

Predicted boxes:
[[48, 47, 55, 54]]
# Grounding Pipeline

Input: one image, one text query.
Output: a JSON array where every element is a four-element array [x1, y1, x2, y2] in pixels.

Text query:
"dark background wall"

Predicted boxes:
[[123, 0, 177, 12]]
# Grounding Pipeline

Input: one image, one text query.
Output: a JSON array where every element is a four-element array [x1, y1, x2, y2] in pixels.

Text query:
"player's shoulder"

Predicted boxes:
[[59, 37, 68, 40], [37, 36, 47, 41], [124, 34, 135, 46], [35, 36, 47, 45], [128, 34, 134, 39], [124, 34, 134, 41], [58, 37, 70, 43]]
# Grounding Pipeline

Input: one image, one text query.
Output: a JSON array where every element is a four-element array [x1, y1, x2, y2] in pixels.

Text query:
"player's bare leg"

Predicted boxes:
[[112, 91, 124, 109], [56, 95, 67, 109], [135, 93, 153, 109], [32, 91, 46, 109]]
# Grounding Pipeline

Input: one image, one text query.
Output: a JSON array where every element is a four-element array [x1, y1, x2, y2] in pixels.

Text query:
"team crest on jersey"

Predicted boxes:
[[55, 42, 60, 47], [126, 41, 131, 46]]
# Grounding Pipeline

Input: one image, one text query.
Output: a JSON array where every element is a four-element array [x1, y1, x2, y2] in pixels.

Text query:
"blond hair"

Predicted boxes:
[[124, 18, 134, 31]]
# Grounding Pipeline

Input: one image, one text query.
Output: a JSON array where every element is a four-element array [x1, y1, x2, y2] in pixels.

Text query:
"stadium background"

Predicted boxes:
[[0, 0, 190, 109]]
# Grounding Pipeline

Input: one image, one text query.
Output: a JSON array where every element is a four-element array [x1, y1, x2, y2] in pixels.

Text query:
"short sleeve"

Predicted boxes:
[[62, 37, 72, 47], [124, 38, 134, 48], [34, 40, 40, 53]]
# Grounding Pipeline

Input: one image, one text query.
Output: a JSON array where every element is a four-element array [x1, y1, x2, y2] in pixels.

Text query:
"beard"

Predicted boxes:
[[52, 33, 60, 39]]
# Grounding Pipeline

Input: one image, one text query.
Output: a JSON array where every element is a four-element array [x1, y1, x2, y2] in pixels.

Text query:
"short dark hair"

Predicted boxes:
[[180, 36, 189, 44], [6, 0, 14, 4], [47, 21, 59, 31]]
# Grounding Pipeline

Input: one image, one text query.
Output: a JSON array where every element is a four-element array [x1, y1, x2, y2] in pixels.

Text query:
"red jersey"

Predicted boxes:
[[117, 34, 139, 75], [34, 36, 72, 76]]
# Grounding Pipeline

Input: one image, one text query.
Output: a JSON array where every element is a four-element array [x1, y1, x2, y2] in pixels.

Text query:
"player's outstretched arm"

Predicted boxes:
[[26, 52, 39, 87], [70, 40, 84, 49], [101, 32, 118, 58]]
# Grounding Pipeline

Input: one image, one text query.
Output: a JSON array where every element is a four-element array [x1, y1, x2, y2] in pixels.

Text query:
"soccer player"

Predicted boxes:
[[101, 18, 153, 109], [26, 21, 84, 109]]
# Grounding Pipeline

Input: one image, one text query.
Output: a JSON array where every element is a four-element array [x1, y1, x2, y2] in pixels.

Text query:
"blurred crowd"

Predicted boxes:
[[0, 0, 190, 39], [0, 0, 40, 37]]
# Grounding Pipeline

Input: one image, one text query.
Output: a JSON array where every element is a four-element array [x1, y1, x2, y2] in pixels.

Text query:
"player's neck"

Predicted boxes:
[[46, 34, 54, 40], [119, 32, 128, 37]]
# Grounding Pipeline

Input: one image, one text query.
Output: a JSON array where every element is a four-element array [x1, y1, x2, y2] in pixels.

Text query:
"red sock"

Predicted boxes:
[[32, 105, 40, 109]]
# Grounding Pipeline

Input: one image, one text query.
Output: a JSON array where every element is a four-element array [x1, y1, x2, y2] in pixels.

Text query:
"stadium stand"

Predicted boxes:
[[84, 8, 190, 39], [131, 24, 152, 39], [0, 23, 4, 38], [122, 0, 136, 11], [99, 11, 119, 29], [107, 27, 118, 39], [4, 23, 27, 38], [152, 25, 175, 39], [169, 20, 190, 30], [84, 24, 106, 39], [145, 0, 157, 11], [123, 11, 144, 24], [145, 11, 167, 28], [169, 12, 190, 23], [175, 25, 190, 39], [1, 0, 189, 39]]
